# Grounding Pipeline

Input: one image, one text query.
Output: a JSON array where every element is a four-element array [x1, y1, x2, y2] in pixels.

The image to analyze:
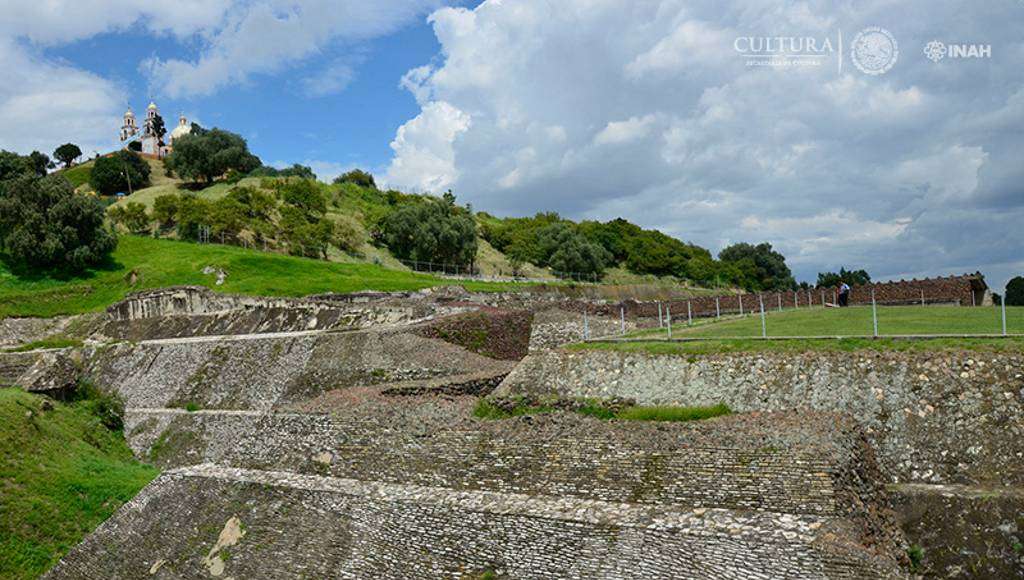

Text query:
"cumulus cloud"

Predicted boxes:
[[386, 0, 1024, 289], [0, 39, 124, 155], [145, 0, 442, 98]]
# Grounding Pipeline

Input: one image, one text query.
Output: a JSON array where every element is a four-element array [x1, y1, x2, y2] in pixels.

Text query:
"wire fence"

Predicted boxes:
[[580, 293, 1022, 342]]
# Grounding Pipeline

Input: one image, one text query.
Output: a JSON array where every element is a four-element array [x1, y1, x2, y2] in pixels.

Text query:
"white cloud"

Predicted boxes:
[[0, 39, 123, 155], [387, 0, 1024, 284], [301, 60, 358, 97], [594, 115, 656, 146], [145, 0, 442, 98], [383, 100, 470, 192]]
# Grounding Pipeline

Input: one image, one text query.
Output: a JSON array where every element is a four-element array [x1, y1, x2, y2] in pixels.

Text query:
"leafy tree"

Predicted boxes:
[[90, 151, 151, 195], [278, 179, 327, 218], [718, 242, 796, 291], [334, 169, 377, 189], [331, 215, 362, 254], [248, 164, 316, 180], [53, 143, 82, 169], [0, 150, 33, 181], [208, 196, 248, 242], [174, 194, 214, 240], [152, 194, 180, 229], [28, 151, 53, 176], [226, 186, 276, 224], [164, 128, 261, 185], [0, 174, 117, 269], [107, 202, 151, 234], [537, 224, 612, 278], [817, 268, 871, 288], [150, 114, 167, 145], [1006, 276, 1024, 306], [383, 197, 477, 266]]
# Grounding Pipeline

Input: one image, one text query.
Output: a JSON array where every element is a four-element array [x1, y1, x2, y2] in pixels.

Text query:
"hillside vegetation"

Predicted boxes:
[[0, 388, 158, 579]]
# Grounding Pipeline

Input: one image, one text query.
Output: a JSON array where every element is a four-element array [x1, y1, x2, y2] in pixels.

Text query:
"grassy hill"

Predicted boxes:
[[0, 388, 157, 579], [0, 235, 524, 319]]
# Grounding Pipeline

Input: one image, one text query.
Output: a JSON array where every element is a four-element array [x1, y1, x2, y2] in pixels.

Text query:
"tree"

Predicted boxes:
[[1006, 276, 1024, 306], [817, 268, 871, 288], [535, 223, 611, 278], [53, 143, 82, 169], [278, 179, 327, 218], [164, 128, 261, 185], [28, 151, 52, 176], [150, 114, 167, 146], [718, 242, 796, 291], [248, 164, 316, 180], [174, 194, 213, 240], [152, 194, 180, 229], [107, 202, 151, 234], [382, 197, 478, 267], [334, 169, 376, 189], [0, 174, 117, 269], [90, 151, 151, 195], [0, 150, 33, 181]]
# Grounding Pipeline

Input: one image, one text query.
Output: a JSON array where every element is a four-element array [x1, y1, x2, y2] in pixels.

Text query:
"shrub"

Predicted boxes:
[[615, 403, 732, 422], [90, 151, 151, 195], [334, 168, 376, 189], [0, 174, 117, 269], [331, 215, 363, 254], [152, 194, 180, 228], [69, 380, 125, 432], [1006, 276, 1024, 306], [107, 202, 151, 234]]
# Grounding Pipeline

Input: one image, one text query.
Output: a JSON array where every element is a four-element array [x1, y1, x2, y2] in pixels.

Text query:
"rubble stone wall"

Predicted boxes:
[[45, 466, 907, 580], [497, 348, 1024, 486]]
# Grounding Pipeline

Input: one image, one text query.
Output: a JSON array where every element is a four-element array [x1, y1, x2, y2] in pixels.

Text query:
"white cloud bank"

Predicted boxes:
[[385, 0, 1024, 289]]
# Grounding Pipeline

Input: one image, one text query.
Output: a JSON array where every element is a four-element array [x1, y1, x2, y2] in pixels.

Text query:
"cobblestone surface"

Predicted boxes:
[[498, 348, 1024, 486], [45, 465, 907, 580]]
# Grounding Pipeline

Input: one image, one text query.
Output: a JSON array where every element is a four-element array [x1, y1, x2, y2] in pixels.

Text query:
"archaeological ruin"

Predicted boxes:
[[0, 284, 1019, 578]]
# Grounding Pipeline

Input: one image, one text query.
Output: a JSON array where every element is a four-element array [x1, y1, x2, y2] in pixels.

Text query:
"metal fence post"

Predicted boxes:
[[820, 290, 825, 309], [658, 302, 663, 328], [687, 300, 692, 326], [1002, 297, 1008, 336], [620, 306, 626, 335], [583, 310, 589, 340], [739, 295, 744, 316], [759, 294, 767, 339], [777, 294, 782, 312], [795, 291, 799, 309], [872, 289, 879, 337], [666, 306, 672, 339], [921, 290, 925, 307], [715, 297, 720, 319]]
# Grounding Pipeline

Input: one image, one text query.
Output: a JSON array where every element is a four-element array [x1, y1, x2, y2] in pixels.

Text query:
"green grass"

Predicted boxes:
[[629, 304, 1024, 339], [4, 336, 83, 352], [0, 235, 524, 318], [472, 397, 732, 423], [574, 336, 1024, 356], [0, 388, 158, 579], [59, 162, 94, 189], [616, 403, 732, 422]]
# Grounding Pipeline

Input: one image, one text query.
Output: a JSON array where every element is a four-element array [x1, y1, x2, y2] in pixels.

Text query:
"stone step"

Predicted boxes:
[[46, 464, 907, 579], [127, 408, 885, 520]]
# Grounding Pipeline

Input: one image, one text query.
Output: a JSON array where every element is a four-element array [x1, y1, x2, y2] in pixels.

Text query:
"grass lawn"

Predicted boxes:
[[0, 388, 158, 579], [628, 304, 1024, 339], [573, 336, 1024, 355], [0, 235, 522, 318]]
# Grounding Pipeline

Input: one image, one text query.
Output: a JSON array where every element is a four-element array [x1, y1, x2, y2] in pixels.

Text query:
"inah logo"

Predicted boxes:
[[924, 40, 946, 62], [923, 40, 991, 62], [851, 27, 899, 75]]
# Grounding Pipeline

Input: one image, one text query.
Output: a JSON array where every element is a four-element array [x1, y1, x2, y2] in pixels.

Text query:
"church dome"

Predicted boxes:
[[147, 101, 158, 110], [124, 108, 135, 118], [169, 117, 192, 141]]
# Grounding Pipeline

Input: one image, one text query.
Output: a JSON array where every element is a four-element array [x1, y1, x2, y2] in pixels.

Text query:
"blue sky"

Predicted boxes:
[[0, 1, 1021, 291], [41, 3, 462, 176]]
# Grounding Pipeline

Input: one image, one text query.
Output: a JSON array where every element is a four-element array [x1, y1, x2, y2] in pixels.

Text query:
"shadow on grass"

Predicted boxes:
[[0, 252, 125, 283]]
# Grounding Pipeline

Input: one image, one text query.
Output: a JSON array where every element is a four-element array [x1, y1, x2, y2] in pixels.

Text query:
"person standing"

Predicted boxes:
[[839, 282, 850, 307]]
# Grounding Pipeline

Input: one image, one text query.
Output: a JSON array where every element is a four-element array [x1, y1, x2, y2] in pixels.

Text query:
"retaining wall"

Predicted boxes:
[[45, 465, 907, 580], [496, 348, 1024, 486]]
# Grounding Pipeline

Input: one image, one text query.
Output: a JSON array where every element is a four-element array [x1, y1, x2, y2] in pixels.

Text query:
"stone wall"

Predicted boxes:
[[46, 465, 907, 580], [496, 348, 1024, 486], [124, 409, 885, 519], [87, 329, 514, 411]]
